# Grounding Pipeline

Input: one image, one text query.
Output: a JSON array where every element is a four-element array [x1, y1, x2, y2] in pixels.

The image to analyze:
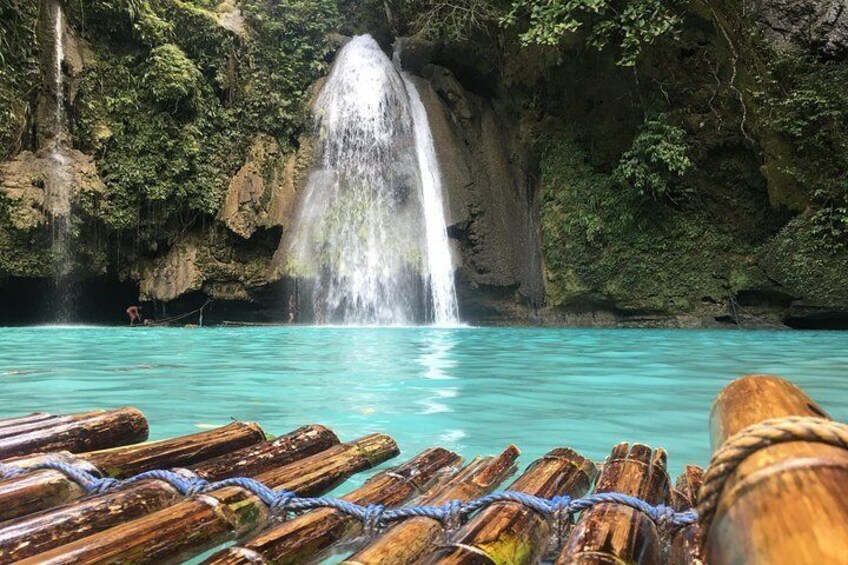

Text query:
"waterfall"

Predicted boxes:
[[403, 75, 459, 325], [289, 35, 459, 326], [47, 0, 73, 320], [53, 2, 65, 136]]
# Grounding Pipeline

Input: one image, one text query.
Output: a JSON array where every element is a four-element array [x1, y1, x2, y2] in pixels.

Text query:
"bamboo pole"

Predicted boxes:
[[0, 413, 66, 439], [703, 374, 848, 565], [0, 407, 148, 459], [16, 433, 399, 565], [204, 446, 464, 565], [0, 412, 56, 430], [668, 465, 704, 565], [81, 421, 266, 477], [0, 421, 268, 522], [0, 425, 340, 561], [556, 443, 669, 565], [427, 447, 598, 565], [342, 445, 520, 565]]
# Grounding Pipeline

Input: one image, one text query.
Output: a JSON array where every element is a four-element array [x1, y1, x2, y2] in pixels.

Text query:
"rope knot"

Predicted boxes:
[[363, 504, 385, 537], [549, 495, 573, 547], [90, 477, 121, 495], [184, 477, 211, 496], [270, 490, 297, 520], [440, 499, 464, 534], [652, 504, 678, 530]]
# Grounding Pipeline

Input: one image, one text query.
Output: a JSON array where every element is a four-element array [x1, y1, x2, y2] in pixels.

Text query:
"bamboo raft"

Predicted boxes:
[[0, 374, 844, 564]]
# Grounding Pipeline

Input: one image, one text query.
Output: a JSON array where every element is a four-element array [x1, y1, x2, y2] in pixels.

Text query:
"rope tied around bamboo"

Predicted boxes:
[[0, 457, 698, 538], [697, 415, 848, 538]]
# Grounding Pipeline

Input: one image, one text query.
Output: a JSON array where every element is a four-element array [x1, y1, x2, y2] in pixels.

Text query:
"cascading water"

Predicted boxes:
[[290, 35, 459, 326], [403, 75, 459, 325], [46, 0, 73, 321]]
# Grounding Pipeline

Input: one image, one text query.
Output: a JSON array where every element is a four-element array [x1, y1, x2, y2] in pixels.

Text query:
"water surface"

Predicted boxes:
[[1, 327, 846, 480]]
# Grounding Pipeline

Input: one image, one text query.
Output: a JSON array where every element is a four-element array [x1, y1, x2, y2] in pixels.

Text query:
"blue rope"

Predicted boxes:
[[0, 459, 698, 531]]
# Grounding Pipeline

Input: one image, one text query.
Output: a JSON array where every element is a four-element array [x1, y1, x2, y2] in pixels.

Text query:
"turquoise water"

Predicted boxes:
[[1, 327, 847, 481]]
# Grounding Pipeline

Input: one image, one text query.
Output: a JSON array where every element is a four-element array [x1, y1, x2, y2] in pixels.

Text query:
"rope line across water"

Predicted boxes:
[[0, 459, 698, 533]]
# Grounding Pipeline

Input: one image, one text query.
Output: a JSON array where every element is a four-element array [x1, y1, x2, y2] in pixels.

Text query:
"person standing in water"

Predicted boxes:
[[126, 305, 142, 326]]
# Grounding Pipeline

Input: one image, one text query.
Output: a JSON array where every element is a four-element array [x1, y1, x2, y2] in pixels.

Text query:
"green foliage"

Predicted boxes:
[[0, 196, 52, 275], [759, 215, 848, 304], [539, 138, 748, 312], [0, 0, 39, 158], [65, 0, 338, 252], [755, 48, 848, 249], [238, 0, 339, 140], [143, 44, 202, 110], [401, 0, 506, 41], [614, 115, 691, 201], [505, 0, 683, 65]]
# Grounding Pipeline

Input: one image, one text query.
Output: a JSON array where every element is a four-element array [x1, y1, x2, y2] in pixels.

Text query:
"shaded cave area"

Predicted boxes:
[[0, 276, 295, 326]]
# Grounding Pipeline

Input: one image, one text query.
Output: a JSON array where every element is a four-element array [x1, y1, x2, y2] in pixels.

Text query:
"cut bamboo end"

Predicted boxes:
[[341, 445, 520, 565], [556, 442, 669, 565], [709, 374, 831, 451], [705, 374, 848, 565], [428, 447, 598, 565], [668, 466, 705, 565]]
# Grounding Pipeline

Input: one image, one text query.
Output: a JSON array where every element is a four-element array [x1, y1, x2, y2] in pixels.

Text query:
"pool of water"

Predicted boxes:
[[1, 326, 847, 481]]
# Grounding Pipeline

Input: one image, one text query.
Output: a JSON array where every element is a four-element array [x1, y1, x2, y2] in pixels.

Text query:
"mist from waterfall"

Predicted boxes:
[[289, 35, 459, 326]]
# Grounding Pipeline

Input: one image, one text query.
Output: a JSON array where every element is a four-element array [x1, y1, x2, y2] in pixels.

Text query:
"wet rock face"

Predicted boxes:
[[138, 239, 204, 302], [0, 148, 104, 229], [748, 0, 848, 57], [409, 65, 545, 319], [218, 135, 304, 240]]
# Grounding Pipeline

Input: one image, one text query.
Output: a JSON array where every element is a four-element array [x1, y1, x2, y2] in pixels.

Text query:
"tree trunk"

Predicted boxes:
[[556, 443, 669, 565], [427, 447, 598, 565], [16, 433, 399, 565], [204, 446, 463, 565], [704, 374, 848, 565], [0, 425, 340, 562], [342, 445, 520, 565], [0, 407, 148, 459]]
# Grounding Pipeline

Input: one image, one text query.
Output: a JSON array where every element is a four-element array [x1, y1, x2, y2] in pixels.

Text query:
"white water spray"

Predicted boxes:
[[290, 35, 459, 326]]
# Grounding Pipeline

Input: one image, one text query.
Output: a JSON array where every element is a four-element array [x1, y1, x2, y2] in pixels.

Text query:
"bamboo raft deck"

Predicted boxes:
[[0, 374, 844, 564]]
